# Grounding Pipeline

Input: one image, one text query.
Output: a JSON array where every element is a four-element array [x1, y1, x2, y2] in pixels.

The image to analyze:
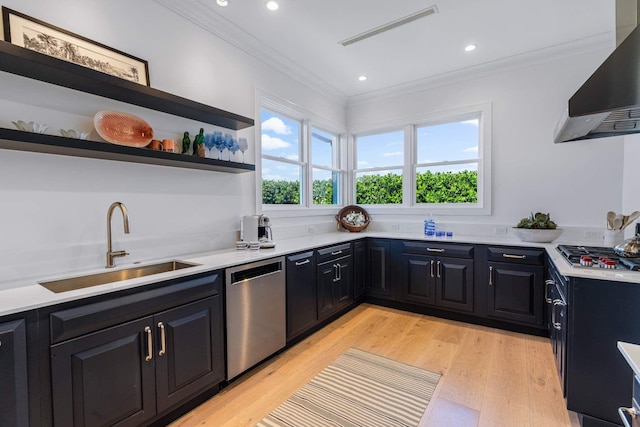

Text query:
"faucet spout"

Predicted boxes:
[[106, 202, 130, 268]]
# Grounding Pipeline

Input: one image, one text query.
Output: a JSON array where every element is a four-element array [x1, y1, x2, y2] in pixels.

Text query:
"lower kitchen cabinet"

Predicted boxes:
[[48, 273, 224, 427], [353, 240, 366, 299], [0, 318, 29, 427], [566, 277, 640, 426], [286, 250, 317, 341], [399, 241, 474, 312], [317, 243, 353, 321], [485, 246, 545, 328], [365, 239, 393, 300]]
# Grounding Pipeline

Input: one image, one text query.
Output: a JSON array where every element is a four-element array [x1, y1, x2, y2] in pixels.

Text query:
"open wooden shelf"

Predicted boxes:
[[0, 41, 254, 130], [0, 128, 255, 173]]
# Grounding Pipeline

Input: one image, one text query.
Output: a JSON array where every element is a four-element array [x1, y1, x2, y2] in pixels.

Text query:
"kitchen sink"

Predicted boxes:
[[39, 261, 200, 293]]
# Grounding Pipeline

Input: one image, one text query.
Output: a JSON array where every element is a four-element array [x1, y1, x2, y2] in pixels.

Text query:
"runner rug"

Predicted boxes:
[[256, 347, 441, 427]]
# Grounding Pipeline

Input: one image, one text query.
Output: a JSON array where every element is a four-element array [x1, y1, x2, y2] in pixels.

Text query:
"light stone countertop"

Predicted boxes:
[[1, 231, 639, 317], [618, 341, 640, 378]]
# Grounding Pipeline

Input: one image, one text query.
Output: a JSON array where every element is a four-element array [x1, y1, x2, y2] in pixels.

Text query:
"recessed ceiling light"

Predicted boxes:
[[216, 0, 228, 6], [465, 44, 477, 52], [358, 75, 368, 81], [265, 0, 279, 10]]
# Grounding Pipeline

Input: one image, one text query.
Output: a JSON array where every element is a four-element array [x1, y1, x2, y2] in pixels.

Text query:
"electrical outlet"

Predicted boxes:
[[391, 223, 400, 231], [584, 230, 600, 239], [308, 225, 317, 234], [494, 226, 507, 235]]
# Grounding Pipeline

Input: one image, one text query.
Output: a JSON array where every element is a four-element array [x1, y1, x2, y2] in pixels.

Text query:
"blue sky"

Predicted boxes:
[[261, 109, 479, 181]]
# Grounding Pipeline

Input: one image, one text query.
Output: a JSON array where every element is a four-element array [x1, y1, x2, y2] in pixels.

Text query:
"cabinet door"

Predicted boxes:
[[317, 262, 337, 321], [436, 257, 474, 312], [487, 262, 544, 326], [51, 316, 156, 427], [286, 251, 317, 340], [335, 258, 352, 307], [366, 239, 392, 299], [401, 254, 436, 305], [0, 319, 28, 427], [353, 240, 366, 299], [155, 296, 224, 413]]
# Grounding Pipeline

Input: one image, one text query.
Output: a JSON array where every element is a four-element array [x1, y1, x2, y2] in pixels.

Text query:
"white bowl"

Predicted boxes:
[[512, 228, 564, 243]]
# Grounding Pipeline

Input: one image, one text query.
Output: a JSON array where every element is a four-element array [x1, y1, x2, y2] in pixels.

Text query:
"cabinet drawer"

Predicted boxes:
[[487, 246, 545, 265], [287, 251, 315, 266], [50, 272, 220, 344], [317, 243, 352, 264], [402, 241, 473, 258]]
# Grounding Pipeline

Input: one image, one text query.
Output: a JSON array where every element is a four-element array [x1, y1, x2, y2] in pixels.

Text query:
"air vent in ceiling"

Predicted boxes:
[[339, 5, 439, 47]]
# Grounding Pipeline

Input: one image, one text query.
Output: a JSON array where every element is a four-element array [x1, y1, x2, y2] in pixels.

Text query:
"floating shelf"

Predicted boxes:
[[0, 41, 254, 130], [0, 128, 255, 173]]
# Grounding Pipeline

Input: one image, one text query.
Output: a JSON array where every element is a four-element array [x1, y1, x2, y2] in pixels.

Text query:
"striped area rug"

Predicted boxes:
[[256, 348, 441, 427]]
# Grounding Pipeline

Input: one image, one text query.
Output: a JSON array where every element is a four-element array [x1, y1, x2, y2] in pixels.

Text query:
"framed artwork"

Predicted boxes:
[[2, 7, 150, 86]]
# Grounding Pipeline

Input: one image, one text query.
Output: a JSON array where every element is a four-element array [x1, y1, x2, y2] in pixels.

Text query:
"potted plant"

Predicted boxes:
[[513, 212, 563, 243]]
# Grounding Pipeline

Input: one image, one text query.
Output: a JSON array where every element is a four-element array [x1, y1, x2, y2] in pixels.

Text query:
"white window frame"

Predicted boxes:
[[256, 93, 348, 218], [351, 103, 492, 215]]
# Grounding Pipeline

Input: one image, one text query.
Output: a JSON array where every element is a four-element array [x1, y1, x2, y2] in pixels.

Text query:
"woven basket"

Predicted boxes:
[[336, 205, 371, 232]]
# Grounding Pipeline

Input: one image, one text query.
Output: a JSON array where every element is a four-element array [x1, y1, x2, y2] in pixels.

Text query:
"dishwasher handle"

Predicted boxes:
[[229, 260, 284, 284]]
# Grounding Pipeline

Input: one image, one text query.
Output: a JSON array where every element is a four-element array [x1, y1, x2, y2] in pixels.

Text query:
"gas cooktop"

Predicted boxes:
[[556, 245, 640, 271]]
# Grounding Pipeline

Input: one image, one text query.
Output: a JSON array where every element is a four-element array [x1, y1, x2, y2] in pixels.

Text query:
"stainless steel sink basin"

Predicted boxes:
[[39, 261, 200, 293]]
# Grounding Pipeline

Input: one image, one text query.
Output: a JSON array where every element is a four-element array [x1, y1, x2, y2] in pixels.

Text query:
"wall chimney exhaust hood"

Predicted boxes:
[[554, 0, 640, 143]]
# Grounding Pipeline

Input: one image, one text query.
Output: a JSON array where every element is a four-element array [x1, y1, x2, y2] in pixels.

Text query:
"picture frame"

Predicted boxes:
[[2, 7, 150, 86]]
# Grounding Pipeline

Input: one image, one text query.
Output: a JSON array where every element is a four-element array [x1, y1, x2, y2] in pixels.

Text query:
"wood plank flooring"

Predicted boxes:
[[170, 304, 579, 427]]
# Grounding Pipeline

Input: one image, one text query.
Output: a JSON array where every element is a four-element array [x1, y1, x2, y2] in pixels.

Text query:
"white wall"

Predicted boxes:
[[622, 134, 640, 238], [347, 45, 624, 233], [0, 0, 346, 282]]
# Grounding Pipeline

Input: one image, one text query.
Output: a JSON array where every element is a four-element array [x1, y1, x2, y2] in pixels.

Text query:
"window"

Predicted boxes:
[[353, 105, 490, 213], [260, 103, 344, 208], [354, 129, 404, 204], [261, 109, 303, 205], [415, 117, 479, 204]]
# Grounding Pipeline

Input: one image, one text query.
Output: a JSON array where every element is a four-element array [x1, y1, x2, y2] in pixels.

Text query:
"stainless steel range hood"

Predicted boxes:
[[554, 0, 640, 143]]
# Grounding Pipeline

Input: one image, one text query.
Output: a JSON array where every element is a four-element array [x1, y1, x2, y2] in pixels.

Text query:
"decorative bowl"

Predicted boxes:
[[93, 110, 153, 147], [12, 120, 48, 133], [336, 205, 371, 232], [60, 129, 89, 139], [512, 228, 563, 243]]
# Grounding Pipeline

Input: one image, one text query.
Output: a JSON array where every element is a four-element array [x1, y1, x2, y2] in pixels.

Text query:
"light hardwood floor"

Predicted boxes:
[[171, 304, 579, 427]]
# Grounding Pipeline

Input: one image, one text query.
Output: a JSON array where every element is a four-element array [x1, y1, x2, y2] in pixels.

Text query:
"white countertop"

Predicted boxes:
[[2, 231, 640, 317], [618, 342, 640, 378]]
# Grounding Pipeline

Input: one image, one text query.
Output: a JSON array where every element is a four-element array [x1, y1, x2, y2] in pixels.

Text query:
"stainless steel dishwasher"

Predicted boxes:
[[225, 257, 286, 380]]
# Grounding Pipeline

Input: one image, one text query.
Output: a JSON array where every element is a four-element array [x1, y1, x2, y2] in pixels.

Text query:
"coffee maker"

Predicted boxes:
[[258, 215, 274, 243], [241, 215, 275, 247]]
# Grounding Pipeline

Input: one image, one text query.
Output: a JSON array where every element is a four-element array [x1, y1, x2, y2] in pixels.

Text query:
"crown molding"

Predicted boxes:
[[153, 0, 348, 106], [347, 31, 614, 107]]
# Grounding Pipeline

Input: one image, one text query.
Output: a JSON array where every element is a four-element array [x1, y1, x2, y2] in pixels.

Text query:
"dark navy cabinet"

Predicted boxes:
[[286, 250, 317, 341], [365, 239, 393, 300], [0, 318, 29, 427], [47, 272, 224, 427], [317, 243, 352, 321]]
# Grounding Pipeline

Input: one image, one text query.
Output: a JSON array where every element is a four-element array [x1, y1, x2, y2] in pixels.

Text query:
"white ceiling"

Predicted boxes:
[[156, 0, 614, 99]]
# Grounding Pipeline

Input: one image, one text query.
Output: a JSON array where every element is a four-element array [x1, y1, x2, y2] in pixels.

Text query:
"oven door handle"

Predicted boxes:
[[618, 406, 636, 427]]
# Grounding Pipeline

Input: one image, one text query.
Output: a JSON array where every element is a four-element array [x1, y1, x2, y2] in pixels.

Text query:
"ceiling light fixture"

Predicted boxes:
[[358, 75, 368, 81], [216, 0, 228, 6], [465, 44, 477, 52], [265, 0, 279, 11]]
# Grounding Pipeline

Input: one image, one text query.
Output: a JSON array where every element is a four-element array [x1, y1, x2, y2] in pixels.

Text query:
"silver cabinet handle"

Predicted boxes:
[[427, 248, 445, 253], [544, 279, 555, 303], [430, 260, 435, 278], [332, 264, 339, 282], [618, 406, 637, 427], [489, 266, 493, 286], [331, 250, 343, 256], [144, 326, 153, 362], [158, 322, 166, 357], [552, 299, 564, 330], [295, 259, 310, 266], [338, 264, 342, 280], [437, 260, 441, 278], [503, 254, 526, 259]]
